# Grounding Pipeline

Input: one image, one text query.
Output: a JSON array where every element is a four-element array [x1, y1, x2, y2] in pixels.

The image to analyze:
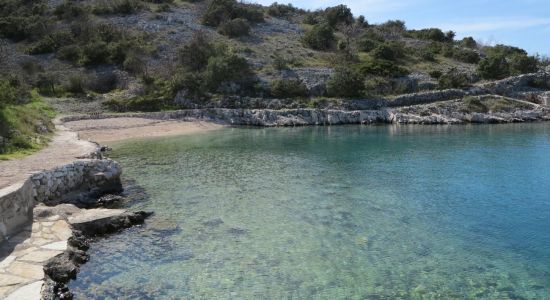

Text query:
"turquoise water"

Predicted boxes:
[[70, 124, 550, 299]]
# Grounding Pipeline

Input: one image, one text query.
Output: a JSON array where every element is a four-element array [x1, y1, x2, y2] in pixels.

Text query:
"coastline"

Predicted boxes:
[[0, 118, 224, 299], [0, 107, 549, 298]]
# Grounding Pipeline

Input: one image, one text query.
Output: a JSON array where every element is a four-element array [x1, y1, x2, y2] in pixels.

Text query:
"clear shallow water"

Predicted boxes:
[[70, 124, 550, 299]]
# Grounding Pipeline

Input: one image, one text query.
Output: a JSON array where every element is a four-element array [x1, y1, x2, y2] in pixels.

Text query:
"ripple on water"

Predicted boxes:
[[71, 124, 550, 299]]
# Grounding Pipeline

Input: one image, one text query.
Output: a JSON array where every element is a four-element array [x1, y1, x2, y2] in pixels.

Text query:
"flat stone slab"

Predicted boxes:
[[41, 241, 68, 251], [8, 262, 43, 280], [0, 273, 28, 287], [68, 208, 127, 225], [18, 250, 63, 263], [5, 280, 43, 300]]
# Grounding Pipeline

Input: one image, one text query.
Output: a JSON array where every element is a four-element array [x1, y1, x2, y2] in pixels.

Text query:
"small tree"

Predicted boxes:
[[326, 67, 365, 98], [303, 23, 335, 50], [324, 5, 353, 27], [217, 18, 250, 38], [478, 55, 510, 80], [178, 31, 218, 72]]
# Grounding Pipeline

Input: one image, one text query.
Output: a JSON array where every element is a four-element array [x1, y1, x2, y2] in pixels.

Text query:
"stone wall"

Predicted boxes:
[[0, 159, 121, 242], [0, 180, 34, 243]]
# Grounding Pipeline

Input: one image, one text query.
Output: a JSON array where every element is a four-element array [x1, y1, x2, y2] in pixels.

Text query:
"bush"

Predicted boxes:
[[453, 49, 480, 64], [27, 31, 74, 54], [357, 38, 379, 52], [377, 20, 406, 37], [0, 80, 19, 108], [65, 74, 87, 94], [407, 28, 454, 42], [324, 5, 353, 27], [218, 18, 250, 37], [267, 3, 299, 17], [92, 0, 144, 15], [429, 70, 442, 79], [57, 45, 83, 63], [270, 78, 308, 98], [460, 37, 477, 49], [204, 53, 255, 94], [202, 0, 263, 27], [438, 69, 470, 89], [358, 58, 409, 78], [326, 68, 364, 98], [54, 1, 89, 20], [178, 31, 218, 72], [372, 42, 405, 61], [82, 41, 111, 66], [303, 23, 334, 50], [509, 54, 538, 75], [477, 54, 510, 80]]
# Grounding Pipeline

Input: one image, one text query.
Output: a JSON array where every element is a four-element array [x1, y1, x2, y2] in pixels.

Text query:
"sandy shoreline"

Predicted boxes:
[[63, 117, 224, 144], [0, 118, 222, 189]]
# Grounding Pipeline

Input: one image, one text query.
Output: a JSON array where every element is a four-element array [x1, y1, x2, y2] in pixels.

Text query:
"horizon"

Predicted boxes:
[[253, 0, 550, 56]]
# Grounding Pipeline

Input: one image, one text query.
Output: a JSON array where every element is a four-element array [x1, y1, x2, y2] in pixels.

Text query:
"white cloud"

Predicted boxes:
[[438, 17, 550, 33]]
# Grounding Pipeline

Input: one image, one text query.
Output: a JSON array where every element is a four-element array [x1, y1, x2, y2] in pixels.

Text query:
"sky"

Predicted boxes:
[[253, 0, 550, 55]]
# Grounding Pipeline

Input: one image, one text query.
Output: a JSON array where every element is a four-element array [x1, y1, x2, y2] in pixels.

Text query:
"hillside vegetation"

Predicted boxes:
[[1, 0, 550, 153]]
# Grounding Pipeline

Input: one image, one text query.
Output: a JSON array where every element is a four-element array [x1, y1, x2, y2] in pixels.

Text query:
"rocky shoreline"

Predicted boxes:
[[60, 99, 550, 127], [0, 153, 152, 299], [41, 207, 151, 300]]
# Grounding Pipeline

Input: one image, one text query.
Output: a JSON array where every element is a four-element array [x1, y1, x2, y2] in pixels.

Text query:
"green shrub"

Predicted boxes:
[[453, 48, 480, 64], [267, 3, 300, 17], [477, 54, 510, 80], [176, 72, 208, 101], [218, 18, 250, 37], [36, 73, 60, 96], [417, 48, 436, 61], [27, 31, 74, 54], [57, 45, 83, 63], [104, 77, 177, 111], [463, 97, 488, 113], [204, 53, 255, 93], [377, 20, 406, 36], [357, 38, 379, 52], [302, 13, 318, 25], [0, 16, 51, 41], [460, 37, 477, 49], [92, 0, 144, 15], [438, 69, 470, 89], [202, 0, 263, 27], [82, 41, 111, 65], [324, 5, 353, 27], [372, 42, 405, 61], [178, 32, 218, 72], [407, 28, 454, 42], [429, 70, 442, 79], [358, 58, 409, 77], [326, 68, 364, 98], [509, 54, 538, 75], [303, 23, 335, 50], [0, 80, 19, 108], [54, 1, 89, 20], [270, 78, 308, 98], [65, 74, 87, 95]]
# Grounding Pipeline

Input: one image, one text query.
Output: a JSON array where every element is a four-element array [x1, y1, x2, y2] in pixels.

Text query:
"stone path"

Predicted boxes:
[[0, 121, 96, 189], [0, 204, 130, 299], [0, 210, 71, 298]]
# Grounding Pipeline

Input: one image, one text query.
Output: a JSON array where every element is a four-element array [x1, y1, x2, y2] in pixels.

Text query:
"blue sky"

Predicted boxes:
[[253, 0, 550, 55]]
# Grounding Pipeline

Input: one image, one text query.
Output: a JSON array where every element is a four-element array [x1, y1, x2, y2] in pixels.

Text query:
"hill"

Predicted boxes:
[[1, 0, 550, 154]]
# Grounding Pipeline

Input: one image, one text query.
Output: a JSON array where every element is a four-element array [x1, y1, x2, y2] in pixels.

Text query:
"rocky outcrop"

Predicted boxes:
[[388, 88, 484, 107], [61, 101, 550, 127], [30, 159, 122, 207], [41, 209, 151, 300], [0, 158, 122, 243]]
